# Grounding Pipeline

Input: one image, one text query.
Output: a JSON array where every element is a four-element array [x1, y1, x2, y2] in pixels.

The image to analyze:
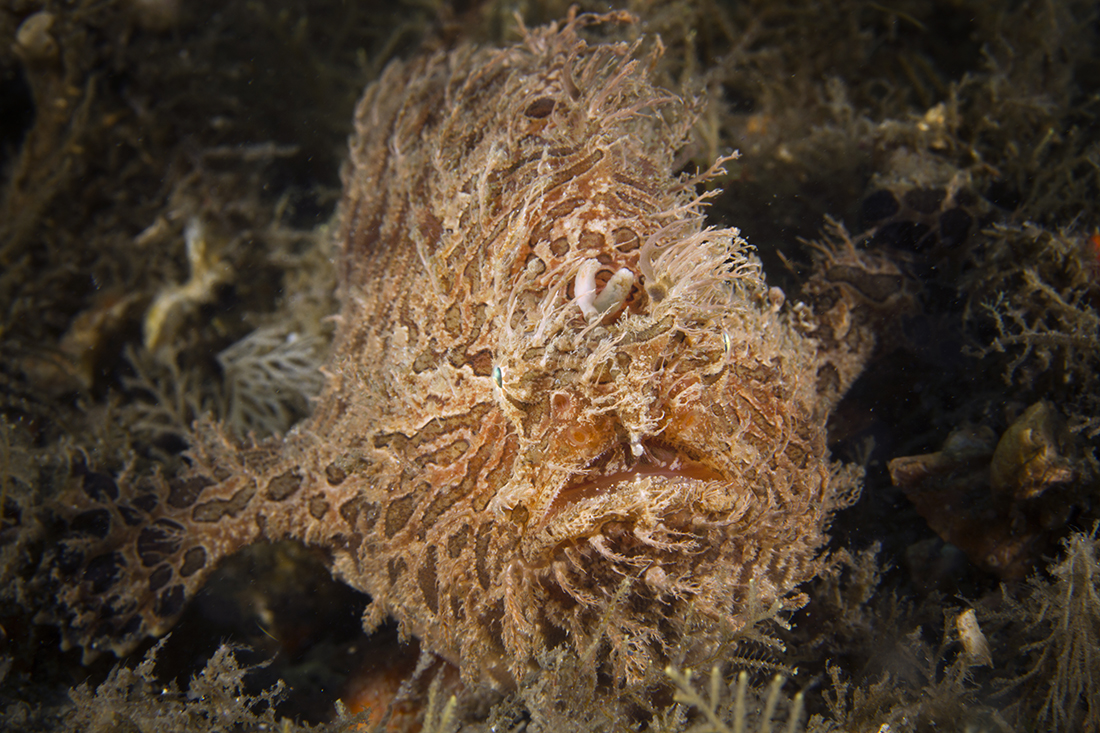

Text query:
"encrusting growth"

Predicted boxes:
[[30, 10, 899, 709]]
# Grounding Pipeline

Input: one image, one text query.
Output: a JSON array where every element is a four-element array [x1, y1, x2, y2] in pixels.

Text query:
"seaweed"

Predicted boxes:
[[47, 637, 385, 733], [66, 640, 289, 733], [217, 325, 326, 439], [662, 667, 803, 733], [995, 527, 1100, 730], [808, 612, 1009, 733], [964, 222, 1100, 439]]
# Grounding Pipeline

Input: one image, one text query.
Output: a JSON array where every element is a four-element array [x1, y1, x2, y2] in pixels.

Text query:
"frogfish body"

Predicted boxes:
[[35, 10, 890, 706]]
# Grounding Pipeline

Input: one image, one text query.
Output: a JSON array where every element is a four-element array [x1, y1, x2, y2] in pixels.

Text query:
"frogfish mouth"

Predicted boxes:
[[34, 10, 891, 706]]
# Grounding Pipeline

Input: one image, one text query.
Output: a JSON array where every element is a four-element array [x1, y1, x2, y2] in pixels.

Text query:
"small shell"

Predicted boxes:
[[955, 608, 992, 667]]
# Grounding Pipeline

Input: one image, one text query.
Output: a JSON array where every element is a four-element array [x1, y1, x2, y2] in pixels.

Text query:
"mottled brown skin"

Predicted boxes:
[[37, 13, 877, 700]]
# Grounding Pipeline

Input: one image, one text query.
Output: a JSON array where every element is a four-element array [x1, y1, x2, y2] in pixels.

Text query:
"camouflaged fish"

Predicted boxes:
[[37, 11, 887, 700]]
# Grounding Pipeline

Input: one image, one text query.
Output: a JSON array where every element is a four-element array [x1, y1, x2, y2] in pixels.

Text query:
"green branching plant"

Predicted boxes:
[[59, 638, 382, 733], [808, 608, 1011, 733], [66, 639, 288, 733], [663, 666, 803, 733], [997, 527, 1100, 730], [120, 345, 212, 449], [419, 674, 459, 733], [964, 223, 1100, 439]]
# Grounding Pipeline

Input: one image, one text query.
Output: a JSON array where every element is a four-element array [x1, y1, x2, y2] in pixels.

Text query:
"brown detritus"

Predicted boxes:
[[890, 425, 1028, 578], [13, 13, 59, 66], [990, 400, 1077, 500], [22, 292, 143, 395], [890, 403, 1088, 581]]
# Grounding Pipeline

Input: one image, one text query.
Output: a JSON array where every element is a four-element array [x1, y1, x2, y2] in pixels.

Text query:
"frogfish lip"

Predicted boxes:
[[549, 463, 724, 515], [543, 441, 725, 524]]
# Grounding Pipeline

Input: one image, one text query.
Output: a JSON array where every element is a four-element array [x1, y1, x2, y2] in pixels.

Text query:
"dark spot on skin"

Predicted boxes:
[[524, 96, 556, 118], [310, 495, 330, 520], [131, 494, 158, 513], [388, 557, 406, 585], [192, 482, 257, 523], [325, 463, 346, 485], [722, 84, 756, 112], [179, 546, 207, 577], [871, 220, 932, 252], [579, 230, 605, 250], [167, 476, 214, 509], [118, 616, 143, 637], [422, 439, 470, 468], [825, 265, 904, 303], [816, 363, 841, 397], [985, 180, 1022, 210], [1, 498, 20, 529], [525, 254, 546, 276], [510, 504, 530, 527], [339, 497, 363, 527], [148, 564, 172, 592], [419, 545, 439, 613], [413, 350, 438, 373], [954, 189, 977, 207], [154, 585, 185, 618], [476, 530, 492, 590], [613, 227, 640, 252], [593, 360, 615, 385], [82, 472, 119, 502], [374, 432, 409, 453], [118, 506, 144, 526], [385, 495, 417, 538], [545, 198, 585, 225], [361, 502, 380, 533], [447, 525, 470, 558], [444, 303, 463, 337], [84, 552, 124, 593], [466, 349, 493, 377], [56, 546, 84, 575], [545, 150, 604, 193], [137, 519, 185, 567], [70, 509, 111, 539], [265, 471, 302, 502]]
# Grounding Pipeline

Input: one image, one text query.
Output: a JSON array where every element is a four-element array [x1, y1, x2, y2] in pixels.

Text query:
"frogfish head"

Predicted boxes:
[[480, 182, 836, 688]]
